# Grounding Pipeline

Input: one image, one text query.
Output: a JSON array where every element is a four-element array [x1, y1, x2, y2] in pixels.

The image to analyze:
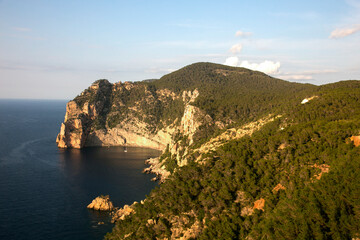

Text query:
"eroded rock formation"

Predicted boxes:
[[111, 203, 136, 223], [87, 195, 114, 211], [350, 135, 360, 147], [56, 81, 209, 154]]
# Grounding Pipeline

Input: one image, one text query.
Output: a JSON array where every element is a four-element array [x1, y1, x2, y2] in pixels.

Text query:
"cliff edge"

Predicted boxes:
[[57, 80, 173, 150], [56, 79, 211, 153]]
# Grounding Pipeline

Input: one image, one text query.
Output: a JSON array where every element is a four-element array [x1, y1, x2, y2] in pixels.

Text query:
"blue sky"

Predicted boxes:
[[1, 0, 360, 99]]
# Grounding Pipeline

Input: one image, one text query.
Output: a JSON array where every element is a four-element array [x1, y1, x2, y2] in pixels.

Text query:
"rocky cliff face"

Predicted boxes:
[[56, 80, 210, 156], [180, 89, 211, 145], [56, 80, 112, 148], [56, 101, 88, 148]]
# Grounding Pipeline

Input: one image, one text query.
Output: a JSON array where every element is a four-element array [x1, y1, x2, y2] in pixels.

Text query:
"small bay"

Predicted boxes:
[[0, 99, 159, 240]]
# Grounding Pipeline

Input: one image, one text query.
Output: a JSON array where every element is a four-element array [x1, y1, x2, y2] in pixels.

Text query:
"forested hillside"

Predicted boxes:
[[104, 67, 360, 239], [151, 62, 316, 123]]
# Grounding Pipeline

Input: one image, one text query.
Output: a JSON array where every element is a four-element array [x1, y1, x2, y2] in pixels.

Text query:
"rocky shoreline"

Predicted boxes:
[[87, 195, 139, 224], [111, 202, 138, 223], [143, 157, 170, 182]]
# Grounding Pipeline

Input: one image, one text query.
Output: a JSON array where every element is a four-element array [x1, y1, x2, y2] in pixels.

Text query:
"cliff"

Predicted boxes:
[[57, 79, 181, 150], [56, 82, 213, 152]]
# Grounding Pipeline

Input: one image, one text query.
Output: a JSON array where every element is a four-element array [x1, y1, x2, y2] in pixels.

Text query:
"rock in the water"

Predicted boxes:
[[87, 195, 114, 211]]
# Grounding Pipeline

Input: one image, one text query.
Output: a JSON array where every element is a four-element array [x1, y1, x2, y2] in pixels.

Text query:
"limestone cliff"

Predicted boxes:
[[56, 101, 88, 148], [57, 80, 112, 148], [57, 79, 180, 150], [164, 89, 214, 167], [56, 80, 211, 156]]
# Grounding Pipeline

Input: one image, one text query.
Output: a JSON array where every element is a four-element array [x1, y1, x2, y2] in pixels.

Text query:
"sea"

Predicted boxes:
[[0, 99, 159, 240]]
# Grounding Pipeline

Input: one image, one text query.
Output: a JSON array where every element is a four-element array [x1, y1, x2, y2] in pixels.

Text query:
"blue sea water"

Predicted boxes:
[[0, 99, 159, 240]]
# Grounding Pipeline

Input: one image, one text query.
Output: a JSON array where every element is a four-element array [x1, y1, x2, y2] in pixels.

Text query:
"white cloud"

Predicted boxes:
[[224, 58, 281, 75], [230, 43, 243, 54], [275, 69, 338, 81], [145, 67, 177, 74], [224, 56, 239, 67], [330, 24, 360, 39], [235, 30, 252, 37], [300, 69, 338, 75], [277, 75, 313, 80], [239, 60, 281, 74]]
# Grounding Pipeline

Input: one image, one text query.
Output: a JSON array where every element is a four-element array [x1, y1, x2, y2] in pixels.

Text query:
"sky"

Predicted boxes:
[[1, 0, 360, 99]]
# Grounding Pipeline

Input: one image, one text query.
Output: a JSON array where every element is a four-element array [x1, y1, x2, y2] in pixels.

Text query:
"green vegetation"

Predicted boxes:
[[73, 79, 185, 133], [73, 79, 112, 130], [105, 78, 360, 239], [152, 62, 316, 124]]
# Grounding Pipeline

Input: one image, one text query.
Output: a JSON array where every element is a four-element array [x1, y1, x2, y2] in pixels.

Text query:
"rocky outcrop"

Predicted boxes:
[[272, 183, 286, 193], [235, 191, 266, 217], [163, 89, 214, 167], [56, 80, 177, 150], [350, 135, 360, 147], [311, 164, 330, 180], [193, 114, 280, 162], [301, 95, 318, 104], [143, 157, 170, 182], [56, 102, 87, 148], [85, 122, 175, 150], [180, 105, 211, 145], [57, 80, 112, 148], [253, 198, 265, 211], [111, 203, 136, 222], [87, 195, 114, 211], [169, 212, 202, 240]]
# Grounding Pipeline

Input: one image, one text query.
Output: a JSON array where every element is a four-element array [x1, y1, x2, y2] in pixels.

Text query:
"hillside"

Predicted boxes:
[[153, 62, 315, 123], [56, 62, 360, 239], [105, 80, 360, 240]]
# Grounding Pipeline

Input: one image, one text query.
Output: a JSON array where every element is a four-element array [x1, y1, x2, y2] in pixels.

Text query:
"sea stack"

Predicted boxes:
[[87, 195, 114, 211]]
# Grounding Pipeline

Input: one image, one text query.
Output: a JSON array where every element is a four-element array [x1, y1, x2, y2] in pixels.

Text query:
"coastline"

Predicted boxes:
[[143, 157, 170, 182]]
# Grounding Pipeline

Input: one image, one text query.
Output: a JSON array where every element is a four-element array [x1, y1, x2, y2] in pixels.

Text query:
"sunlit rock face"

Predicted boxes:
[[87, 195, 114, 211], [56, 79, 177, 150]]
